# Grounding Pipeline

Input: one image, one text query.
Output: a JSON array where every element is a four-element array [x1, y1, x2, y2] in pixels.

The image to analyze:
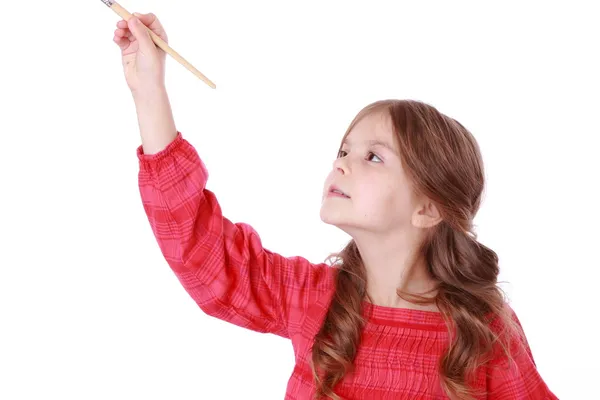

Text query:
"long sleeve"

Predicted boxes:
[[136, 132, 332, 339], [486, 309, 558, 399]]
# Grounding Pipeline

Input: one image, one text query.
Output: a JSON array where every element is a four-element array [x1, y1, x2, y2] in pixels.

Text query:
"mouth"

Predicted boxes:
[[328, 185, 350, 199]]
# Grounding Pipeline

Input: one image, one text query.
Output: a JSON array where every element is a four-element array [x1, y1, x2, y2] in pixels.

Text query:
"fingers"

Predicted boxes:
[[126, 16, 154, 52], [115, 13, 163, 31], [113, 35, 131, 51], [113, 19, 136, 51], [114, 28, 130, 38], [133, 13, 162, 31], [113, 12, 165, 51], [132, 12, 168, 42]]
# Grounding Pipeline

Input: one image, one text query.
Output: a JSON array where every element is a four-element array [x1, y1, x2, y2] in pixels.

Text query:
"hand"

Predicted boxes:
[[113, 13, 168, 94]]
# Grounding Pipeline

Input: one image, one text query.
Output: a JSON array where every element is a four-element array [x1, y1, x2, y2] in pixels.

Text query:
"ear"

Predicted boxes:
[[411, 200, 443, 229]]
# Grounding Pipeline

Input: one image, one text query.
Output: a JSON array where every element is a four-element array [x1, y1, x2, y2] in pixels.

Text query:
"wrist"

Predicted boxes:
[[131, 84, 167, 104]]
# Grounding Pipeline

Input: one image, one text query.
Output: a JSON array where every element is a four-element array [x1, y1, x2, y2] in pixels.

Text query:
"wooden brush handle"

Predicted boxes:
[[105, 1, 216, 89]]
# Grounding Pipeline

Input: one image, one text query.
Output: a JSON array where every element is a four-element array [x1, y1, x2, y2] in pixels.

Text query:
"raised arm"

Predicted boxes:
[[117, 11, 333, 339], [137, 132, 332, 338]]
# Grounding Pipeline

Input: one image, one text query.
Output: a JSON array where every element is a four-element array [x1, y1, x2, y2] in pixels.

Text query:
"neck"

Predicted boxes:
[[351, 228, 438, 310]]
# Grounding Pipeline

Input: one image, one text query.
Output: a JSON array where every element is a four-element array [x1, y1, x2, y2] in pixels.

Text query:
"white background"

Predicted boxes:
[[1, 0, 598, 399]]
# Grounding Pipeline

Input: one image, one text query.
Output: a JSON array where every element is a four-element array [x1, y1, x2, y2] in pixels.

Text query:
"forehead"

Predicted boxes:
[[342, 111, 399, 151]]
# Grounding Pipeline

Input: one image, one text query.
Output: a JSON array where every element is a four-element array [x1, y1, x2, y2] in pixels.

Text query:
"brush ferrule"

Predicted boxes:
[[100, 0, 115, 7]]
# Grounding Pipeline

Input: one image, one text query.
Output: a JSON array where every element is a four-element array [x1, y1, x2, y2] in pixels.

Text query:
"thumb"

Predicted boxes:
[[128, 16, 154, 52]]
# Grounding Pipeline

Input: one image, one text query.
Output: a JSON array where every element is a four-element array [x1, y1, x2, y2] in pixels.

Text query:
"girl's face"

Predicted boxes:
[[320, 111, 420, 236]]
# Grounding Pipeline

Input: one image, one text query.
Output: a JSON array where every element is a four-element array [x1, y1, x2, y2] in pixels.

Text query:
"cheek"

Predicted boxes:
[[359, 178, 413, 218], [355, 178, 390, 206]]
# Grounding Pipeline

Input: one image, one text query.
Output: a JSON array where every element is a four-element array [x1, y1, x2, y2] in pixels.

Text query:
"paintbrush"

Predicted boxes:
[[101, 0, 216, 89]]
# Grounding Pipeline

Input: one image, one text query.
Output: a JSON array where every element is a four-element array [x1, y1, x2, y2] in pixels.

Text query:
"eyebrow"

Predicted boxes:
[[342, 139, 398, 154]]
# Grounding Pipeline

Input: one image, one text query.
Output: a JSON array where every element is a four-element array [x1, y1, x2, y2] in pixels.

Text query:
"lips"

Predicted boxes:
[[328, 185, 350, 198]]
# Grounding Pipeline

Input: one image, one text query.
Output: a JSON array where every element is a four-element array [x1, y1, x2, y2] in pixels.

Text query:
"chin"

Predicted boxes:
[[320, 207, 343, 226], [319, 207, 335, 225], [319, 208, 357, 234]]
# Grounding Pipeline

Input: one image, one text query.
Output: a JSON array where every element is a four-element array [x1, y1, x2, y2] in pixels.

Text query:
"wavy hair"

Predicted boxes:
[[310, 99, 524, 399]]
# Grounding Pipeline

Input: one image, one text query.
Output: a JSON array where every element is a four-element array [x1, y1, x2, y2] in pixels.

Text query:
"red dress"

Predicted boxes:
[[137, 132, 557, 399]]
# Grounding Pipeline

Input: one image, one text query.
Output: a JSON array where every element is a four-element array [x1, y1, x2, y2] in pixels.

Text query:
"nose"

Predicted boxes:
[[332, 156, 348, 175]]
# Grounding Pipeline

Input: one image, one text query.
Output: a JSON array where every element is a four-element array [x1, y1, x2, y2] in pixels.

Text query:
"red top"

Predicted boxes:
[[137, 132, 557, 399]]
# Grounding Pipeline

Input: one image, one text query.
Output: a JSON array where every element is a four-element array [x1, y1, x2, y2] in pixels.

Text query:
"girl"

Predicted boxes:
[[114, 13, 557, 400]]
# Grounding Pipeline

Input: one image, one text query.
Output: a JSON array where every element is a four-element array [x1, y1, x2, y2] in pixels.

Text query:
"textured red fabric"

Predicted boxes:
[[137, 132, 558, 399]]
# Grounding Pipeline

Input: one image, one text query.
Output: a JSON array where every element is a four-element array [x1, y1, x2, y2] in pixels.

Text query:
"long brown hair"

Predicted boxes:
[[310, 99, 524, 399]]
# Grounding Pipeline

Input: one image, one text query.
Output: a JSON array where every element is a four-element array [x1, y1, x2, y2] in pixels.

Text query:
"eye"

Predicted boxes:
[[367, 152, 382, 163], [337, 150, 347, 158]]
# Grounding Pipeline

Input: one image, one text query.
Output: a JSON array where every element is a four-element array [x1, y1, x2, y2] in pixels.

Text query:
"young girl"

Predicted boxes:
[[114, 13, 557, 400]]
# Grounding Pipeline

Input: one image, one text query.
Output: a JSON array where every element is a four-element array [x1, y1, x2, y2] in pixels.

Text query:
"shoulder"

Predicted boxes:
[[485, 304, 557, 399], [486, 303, 531, 364], [270, 255, 337, 336]]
